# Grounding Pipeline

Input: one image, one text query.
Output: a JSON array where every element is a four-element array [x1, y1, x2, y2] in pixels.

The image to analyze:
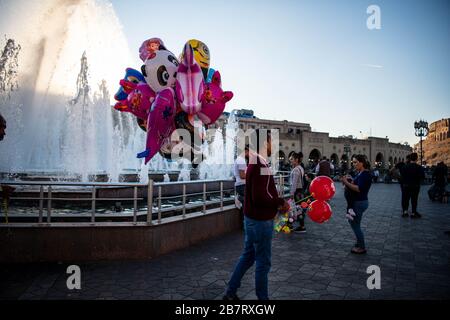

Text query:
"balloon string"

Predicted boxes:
[[292, 194, 313, 205]]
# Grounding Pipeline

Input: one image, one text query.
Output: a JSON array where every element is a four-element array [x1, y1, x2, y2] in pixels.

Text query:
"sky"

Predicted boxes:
[[109, 0, 450, 146]]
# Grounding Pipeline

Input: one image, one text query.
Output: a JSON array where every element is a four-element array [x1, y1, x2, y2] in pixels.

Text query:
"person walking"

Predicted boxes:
[[288, 152, 306, 233], [224, 129, 288, 301], [341, 155, 372, 254], [392, 157, 407, 212], [315, 156, 334, 177], [400, 152, 425, 218]]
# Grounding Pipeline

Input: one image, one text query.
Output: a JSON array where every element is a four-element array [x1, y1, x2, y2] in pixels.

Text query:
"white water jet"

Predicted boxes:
[[0, 0, 143, 181]]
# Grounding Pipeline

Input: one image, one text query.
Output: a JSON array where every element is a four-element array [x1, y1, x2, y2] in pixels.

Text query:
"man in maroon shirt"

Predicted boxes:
[[224, 129, 288, 300]]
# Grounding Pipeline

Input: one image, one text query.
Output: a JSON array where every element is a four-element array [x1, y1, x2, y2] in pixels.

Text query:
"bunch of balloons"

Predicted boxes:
[[274, 199, 302, 234], [303, 176, 336, 223], [113, 38, 234, 165]]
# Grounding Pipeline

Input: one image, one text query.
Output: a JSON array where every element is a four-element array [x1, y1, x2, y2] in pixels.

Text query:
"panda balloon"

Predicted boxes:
[[141, 49, 179, 93], [137, 49, 180, 164]]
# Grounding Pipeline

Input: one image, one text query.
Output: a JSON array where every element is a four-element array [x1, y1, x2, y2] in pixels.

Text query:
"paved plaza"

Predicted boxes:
[[1, 183, 449, 300]]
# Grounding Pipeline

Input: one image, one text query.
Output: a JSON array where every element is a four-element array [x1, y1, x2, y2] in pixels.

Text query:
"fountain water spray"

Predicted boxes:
[[0, 0, 143, 181]]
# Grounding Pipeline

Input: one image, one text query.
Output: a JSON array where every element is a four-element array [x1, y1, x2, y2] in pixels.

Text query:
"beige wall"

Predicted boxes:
[[216, 112, 412, 168]]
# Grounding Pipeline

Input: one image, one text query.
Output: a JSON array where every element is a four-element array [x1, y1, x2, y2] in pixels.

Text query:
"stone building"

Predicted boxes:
[[214, 110, 412, 170], [414, 118, 450, 166]]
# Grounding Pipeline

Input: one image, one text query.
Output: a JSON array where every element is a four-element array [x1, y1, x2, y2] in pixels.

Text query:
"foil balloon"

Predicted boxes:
[[175, 43, 205, 115], [141, 49, 179, 93], [180, 39, 210, 79], [309, 176, 336, 201], [197, 71, 233, 125], [137, 88, 177, 164], [139, 37, 166, 62], [114, 82, 156, 120], [126, 82, 156, 119], [114, 68, 145, 101], [205, 68, 215, 84], [307, 200, 332, 223], [274, 201, 292, 233]]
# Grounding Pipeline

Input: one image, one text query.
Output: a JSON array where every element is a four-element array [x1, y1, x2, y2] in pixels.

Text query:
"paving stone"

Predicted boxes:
[[2, 184, 449, 300]]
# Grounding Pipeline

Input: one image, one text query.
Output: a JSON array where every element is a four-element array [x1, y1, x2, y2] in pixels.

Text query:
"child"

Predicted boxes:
[[343, 176, 356, 220]]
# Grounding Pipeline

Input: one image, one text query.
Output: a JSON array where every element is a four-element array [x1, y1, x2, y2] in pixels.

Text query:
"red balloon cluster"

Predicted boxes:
[[309, 176, 336, 201], [307, 176, 336, 224], [307, 200, 332, 223]]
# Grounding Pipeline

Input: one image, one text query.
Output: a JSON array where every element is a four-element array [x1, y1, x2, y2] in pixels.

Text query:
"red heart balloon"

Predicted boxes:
[[309, 176, 336, 201], [307, 200, 332, 224]]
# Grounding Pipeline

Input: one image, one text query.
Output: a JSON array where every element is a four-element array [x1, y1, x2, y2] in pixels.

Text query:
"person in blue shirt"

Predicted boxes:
[[341, 154, 372, 254]]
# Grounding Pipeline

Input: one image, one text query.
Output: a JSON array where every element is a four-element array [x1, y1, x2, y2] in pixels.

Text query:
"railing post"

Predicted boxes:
[[182, 184, 186, 218], [47, 185, 52, 223], [133, 186, 138, 224], [203, 182, 206, 214], [147, 180, 153, 225], [220, 181, 223, 211], [158, 186, 162, 223], [91, 185, 96, 223], [38, 185, 44, 224], [278, 174, 283, 197]]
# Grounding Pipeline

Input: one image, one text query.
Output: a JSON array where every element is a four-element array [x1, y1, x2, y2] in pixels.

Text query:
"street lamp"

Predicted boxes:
[[414, 119, 429, 166]]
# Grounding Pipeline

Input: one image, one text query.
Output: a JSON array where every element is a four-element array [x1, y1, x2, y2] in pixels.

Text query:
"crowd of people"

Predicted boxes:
[[227, 131, 374, 300], [228, 136, 449, 300]]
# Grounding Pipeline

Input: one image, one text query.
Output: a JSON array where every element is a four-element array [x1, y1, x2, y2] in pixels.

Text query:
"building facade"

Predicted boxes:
[[414, 118, 450, 166], [214, 110, 412, 170]]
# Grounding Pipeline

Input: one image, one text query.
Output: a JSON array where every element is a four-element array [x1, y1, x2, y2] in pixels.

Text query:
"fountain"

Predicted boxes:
[[0, 0, 239, 186], [0, 0, 143, 181]]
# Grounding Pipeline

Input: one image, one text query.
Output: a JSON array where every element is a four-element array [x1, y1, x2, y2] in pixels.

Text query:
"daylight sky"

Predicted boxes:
[[110, 0, 449, 146]]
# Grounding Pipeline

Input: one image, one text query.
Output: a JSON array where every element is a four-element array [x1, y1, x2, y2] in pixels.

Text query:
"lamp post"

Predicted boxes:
[[414, 120, 429, 166]]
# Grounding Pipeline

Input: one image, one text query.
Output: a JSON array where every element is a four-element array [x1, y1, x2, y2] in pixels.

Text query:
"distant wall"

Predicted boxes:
[[0, 206, 241, 263]]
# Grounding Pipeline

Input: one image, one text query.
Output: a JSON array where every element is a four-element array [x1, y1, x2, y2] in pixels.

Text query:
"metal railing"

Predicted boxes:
[[0, 172, 291, 226]]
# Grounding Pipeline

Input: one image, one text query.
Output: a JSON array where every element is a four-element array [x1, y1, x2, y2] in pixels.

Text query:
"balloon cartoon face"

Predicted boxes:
[[139, 37, 166, 62], [114, 68, 146, 101], [180, 39, 210, 79], [141, 50, 179, 93]]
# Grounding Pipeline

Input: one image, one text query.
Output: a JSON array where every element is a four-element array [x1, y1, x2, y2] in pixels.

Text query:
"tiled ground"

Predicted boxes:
[[1, 183, 449, 300]]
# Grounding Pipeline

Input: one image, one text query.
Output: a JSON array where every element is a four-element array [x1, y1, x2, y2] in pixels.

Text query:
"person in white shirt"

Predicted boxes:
[[289, 152, 306, 233], [234, 146, 249, 213]]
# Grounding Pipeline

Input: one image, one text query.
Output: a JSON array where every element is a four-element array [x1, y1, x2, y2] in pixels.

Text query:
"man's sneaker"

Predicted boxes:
[[411, 212, 422, 219], [402, 211, 409, 218], [222, 293, 240, 301], [294, 226, 306, 233]]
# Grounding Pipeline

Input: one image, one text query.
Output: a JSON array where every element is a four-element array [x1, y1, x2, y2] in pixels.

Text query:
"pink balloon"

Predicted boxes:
[[126, 82, 156, 119], [175, 43, 205, 115], [197, 71, 233, 125], [114, 82, 156, 121], [137, 88, 176, 164]]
